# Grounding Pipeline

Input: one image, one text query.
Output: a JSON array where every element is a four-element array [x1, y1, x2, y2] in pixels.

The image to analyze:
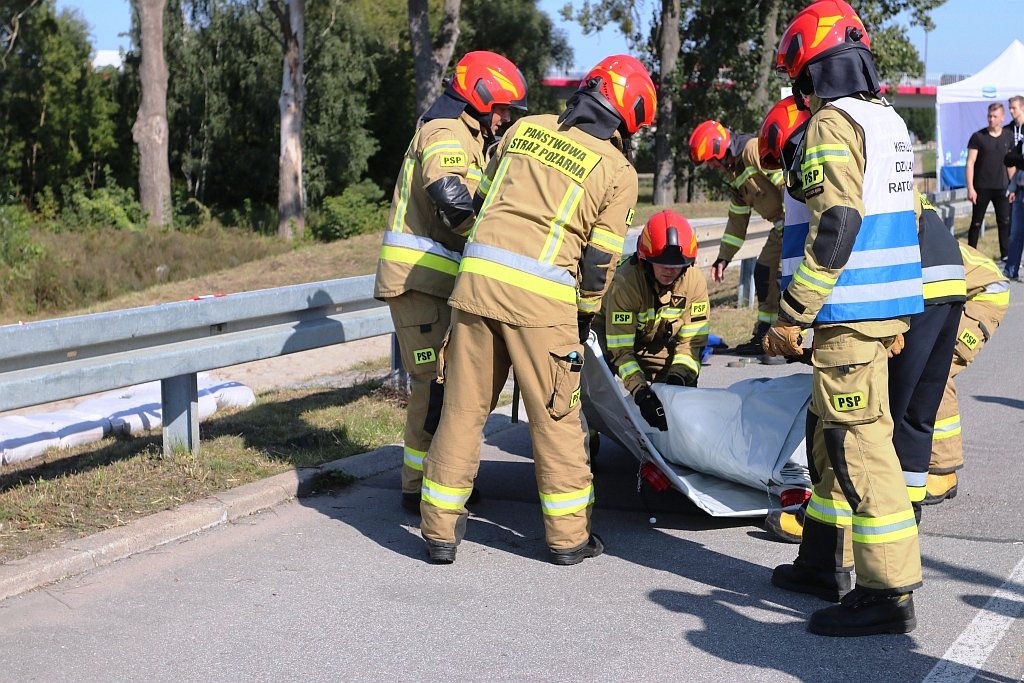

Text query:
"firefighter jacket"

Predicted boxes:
[[597, 255, 710, 395], [718, 136, 786, 263], [779, 95, 923, 335], [374, 111, 487, 301], [914, 194, 966, 306], [960, 243, 1009, 340], [450, 113, 638, 327]]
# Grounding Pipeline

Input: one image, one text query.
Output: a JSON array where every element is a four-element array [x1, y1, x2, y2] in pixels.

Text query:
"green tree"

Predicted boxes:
[[359, 0, 573, 192], [563, 0, 943, 198], [0, 2, 122, 203]]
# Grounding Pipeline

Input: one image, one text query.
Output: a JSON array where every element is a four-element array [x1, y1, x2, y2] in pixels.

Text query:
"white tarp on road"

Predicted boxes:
[[581, 337, 811, 517]]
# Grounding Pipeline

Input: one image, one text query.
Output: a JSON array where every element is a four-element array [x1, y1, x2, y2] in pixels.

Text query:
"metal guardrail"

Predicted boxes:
[[0, 275, 395, 456], [5, 196, 964, 458]]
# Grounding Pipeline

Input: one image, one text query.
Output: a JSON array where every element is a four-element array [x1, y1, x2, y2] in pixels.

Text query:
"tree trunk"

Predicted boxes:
[[408, 0, 461, 119], [751, 0, 783, 116], [131, 0, 172, 227], [275, 0, 305, 240], [652, 0, 680, 206]]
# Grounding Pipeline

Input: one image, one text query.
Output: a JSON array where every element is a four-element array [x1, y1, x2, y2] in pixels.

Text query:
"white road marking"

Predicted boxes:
[[923, 549, 1024, 682]]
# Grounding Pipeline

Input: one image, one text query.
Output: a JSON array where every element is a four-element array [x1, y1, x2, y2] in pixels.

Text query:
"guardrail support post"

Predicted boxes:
[[389, 332, 410, 393], [162, 373, 199, 456], [737, 258, 757, 309]]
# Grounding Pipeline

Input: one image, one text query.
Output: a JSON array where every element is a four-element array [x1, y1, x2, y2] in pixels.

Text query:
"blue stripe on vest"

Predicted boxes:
[[782, 209, 923, 322], [853, 212, 921, 249], [819, 297, 923, 322], [835, 262, 922, 286], [782, 221, 809, 261]]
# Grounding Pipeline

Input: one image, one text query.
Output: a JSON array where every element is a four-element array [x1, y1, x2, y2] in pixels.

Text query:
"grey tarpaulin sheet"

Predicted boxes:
[[581, 337, 811, 517]]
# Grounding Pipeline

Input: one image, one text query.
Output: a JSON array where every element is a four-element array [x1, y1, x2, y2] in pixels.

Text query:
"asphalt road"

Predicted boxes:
[[1, 284, 1022, 682]]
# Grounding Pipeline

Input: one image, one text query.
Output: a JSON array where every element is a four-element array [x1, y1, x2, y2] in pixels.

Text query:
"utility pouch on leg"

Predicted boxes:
[[812, 344, 882, 426], [953, 317, 985, 364], [548, 343, 585, 420]]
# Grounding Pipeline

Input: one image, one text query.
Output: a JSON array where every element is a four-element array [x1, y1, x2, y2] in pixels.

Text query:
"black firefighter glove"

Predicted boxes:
[[634, 386, 668, 431], [578, 314, 595, 345], [665, 366, 698, 387]]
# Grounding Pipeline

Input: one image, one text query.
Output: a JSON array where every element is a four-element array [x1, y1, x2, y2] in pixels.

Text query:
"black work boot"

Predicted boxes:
[[731, 321, 771, 356], [401, 492, 420, 513], [808, 589, 916, 636], [771, 562, 853, 602], [424, 511, 468, 564], [550, 534, 604, 566], [426, 540, 457, 564]]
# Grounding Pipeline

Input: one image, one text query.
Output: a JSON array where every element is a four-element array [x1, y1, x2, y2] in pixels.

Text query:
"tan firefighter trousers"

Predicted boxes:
[[797, 325, 923, 594], [930, 309, 998, 473], [421, 309, 593, 551], [386, 290, 452, 495], [755, 226, 783, 324]]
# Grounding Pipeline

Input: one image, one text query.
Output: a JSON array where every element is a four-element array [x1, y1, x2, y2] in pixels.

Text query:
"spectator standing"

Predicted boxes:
[[965, 103, 1014, 258], [1002, 95, 1024, 281]]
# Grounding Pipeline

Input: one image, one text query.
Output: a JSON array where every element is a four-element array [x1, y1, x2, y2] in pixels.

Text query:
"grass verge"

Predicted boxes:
[[0, 375, 404, 564]]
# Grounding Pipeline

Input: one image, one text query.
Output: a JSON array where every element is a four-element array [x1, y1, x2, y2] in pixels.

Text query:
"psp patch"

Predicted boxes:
[[690, 301, 708, 317], [831, 391, 866, 412], [625, 208, 635, 227], [413, 348, 437, 364], [612, 311, 634, 326], [439, 153, 466, 168], [570, 387, 581, 408], [958, 328, 980, 350]]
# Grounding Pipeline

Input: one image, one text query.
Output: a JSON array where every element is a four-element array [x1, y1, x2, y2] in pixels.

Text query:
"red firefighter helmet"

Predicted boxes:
[[758, 96, 811, 170], [776, 0, 871, 80], [638, 210, 698, 266], [689, 120, 731, 164], [579, 54, 657, 135], [451, 51, 528, 113]]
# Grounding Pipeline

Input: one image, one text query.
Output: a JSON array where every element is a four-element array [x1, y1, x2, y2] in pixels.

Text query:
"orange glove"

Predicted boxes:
[[887, 332, 905, 358], [762, 322, 804, 357]]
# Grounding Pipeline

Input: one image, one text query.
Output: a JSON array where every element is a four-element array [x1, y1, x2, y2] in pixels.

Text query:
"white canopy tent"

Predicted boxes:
[[936, 39, 1024, 189]]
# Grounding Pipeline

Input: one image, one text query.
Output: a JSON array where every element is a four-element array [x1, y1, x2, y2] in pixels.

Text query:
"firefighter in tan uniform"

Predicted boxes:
[[925, 244, 1009, 504], [419, 55, 656, 565], [689, 121, 785, 355], [765, 0, 924, 636], [373, 52, 527, 512], [596, 210, 709, 431]]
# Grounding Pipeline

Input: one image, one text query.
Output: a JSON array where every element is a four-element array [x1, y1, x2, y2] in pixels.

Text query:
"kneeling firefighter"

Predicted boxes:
[[419, 55, 656, 565], [596, 210, 710, 431]]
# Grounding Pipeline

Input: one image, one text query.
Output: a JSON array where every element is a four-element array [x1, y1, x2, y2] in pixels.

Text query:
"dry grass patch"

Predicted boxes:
[[0, 377, 404, 564]]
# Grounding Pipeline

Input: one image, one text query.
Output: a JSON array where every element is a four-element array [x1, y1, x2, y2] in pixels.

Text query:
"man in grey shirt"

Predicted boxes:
[[1003, 96, 1024, 280]]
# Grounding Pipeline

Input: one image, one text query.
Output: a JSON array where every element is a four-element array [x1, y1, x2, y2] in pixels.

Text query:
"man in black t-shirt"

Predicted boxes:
[[966, 102, 1014, 259]]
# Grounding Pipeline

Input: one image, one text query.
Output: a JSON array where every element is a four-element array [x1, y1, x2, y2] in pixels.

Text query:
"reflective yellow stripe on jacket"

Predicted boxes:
[[460, 242, 578, 305], [380, 232, 461, 277]]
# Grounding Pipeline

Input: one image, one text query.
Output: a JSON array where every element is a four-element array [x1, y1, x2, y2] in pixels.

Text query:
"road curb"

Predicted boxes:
[[0, 405, 520, 603]]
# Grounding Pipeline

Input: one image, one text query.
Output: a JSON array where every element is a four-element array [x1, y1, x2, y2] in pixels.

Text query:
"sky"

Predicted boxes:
[[57, 0, 1021, 81]]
